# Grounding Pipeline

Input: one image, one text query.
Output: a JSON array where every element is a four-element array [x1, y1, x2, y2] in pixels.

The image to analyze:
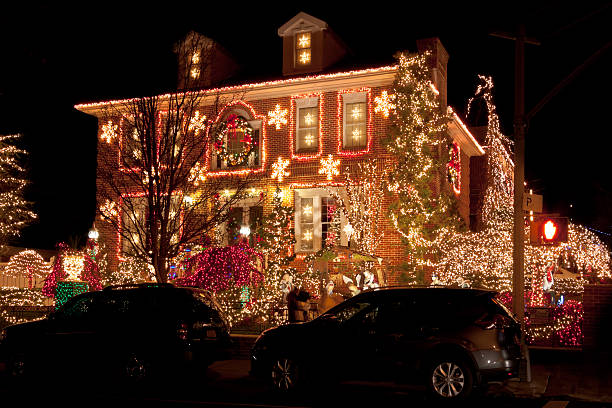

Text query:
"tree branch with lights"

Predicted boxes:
[[96, 36, 258, 283]]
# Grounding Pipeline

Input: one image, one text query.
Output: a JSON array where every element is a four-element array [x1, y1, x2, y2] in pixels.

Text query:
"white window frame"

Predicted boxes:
[[295, 96, 319, 153], [294, 188, 349, 253], [342, 92, 368, 150], [212, 108, 262, 170]]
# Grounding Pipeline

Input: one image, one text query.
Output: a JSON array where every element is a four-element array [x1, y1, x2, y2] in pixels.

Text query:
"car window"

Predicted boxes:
[[56, 294, 98, 320], [330, 299, 372, 324]]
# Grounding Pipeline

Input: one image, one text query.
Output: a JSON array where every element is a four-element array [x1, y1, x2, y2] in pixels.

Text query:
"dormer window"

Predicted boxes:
[[190, 50, 201, 79], [296, 32, 311, 66]]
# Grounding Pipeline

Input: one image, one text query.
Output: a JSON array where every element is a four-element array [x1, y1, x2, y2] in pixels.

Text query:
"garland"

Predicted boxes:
[[213, 114, 254, 166]]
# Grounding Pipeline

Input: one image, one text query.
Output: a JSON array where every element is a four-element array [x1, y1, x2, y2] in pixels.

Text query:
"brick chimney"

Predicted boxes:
[[174, 31, 239, 89], [416, 37, 449, 109]]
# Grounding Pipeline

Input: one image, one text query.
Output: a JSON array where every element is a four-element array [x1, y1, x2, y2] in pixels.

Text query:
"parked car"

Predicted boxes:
[[250, 287, 521, 400], [0, 283, 231, 383]]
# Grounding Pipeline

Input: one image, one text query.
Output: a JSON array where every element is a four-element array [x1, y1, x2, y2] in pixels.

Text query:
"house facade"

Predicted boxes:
[[76, 12, 484, 288]]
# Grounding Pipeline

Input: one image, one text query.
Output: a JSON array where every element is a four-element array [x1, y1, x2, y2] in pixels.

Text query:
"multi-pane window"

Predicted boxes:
[[212, 114, 261, 170], [344, 101, 367, 149], [299, 197, 314, 251], [295, 189, 347, 253], [297, 106, 318, 152], [296, 32, 311, 66], [321, 197, 337, 247]]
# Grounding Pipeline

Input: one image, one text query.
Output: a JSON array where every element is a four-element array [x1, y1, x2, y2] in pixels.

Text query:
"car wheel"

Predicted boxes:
[[9, 354, 26, 378], [123, 354, 149, 383], [270, 356, 301, 392], [428, 357, 474, 400]]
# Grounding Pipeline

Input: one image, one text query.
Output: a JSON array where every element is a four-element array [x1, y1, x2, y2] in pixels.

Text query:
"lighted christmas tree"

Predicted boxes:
[[384, 52, 463, 278], [0, 134, 36, 247], [434, 76, 611, 295]]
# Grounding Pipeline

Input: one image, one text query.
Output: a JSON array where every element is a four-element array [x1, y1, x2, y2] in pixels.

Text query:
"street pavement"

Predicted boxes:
[[1, 342, 610, 407]]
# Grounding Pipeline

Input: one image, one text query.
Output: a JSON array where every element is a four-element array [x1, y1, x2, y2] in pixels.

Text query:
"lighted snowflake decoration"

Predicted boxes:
[[100, 120, 118, 144], [99, 200, 118, 221], [190, 161, 207, 186], [267, 104, 288, 130], [188, 111, 207, 135], [318, 154, 340, 181], [271, 156, 290, 183], [303, 230, 313, 241], [374, 91, 396, 118]]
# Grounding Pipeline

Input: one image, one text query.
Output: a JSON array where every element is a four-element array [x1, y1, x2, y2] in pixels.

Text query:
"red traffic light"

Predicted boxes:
[[530, 216, 568, 245]]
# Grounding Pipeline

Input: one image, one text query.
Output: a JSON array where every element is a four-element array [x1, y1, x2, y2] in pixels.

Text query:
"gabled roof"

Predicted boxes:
[[278, 12, 328, 36]]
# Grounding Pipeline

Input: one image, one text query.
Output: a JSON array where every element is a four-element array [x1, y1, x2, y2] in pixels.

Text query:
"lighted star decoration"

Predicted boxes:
[[190, 161, 207, 186], [351, 105, 363, 120], [304, 112, 315, 126], [271, 156, 290, 182], [374, 91, 396, 118], [303, 230, 313, 241], [304, 134, 315, 146], [188, 111, 207, 135], [318, 154, 340, 181], [352, 128, 362, 140], [100, 120, 118, 144], [267, 104, 288, 130]]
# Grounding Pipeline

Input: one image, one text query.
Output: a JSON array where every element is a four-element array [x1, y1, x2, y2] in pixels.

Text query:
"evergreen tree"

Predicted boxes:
[[384, 52, 463, 275], [0, 134, 36, 247]]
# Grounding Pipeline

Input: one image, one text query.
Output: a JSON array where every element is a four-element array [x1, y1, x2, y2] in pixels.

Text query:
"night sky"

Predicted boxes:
[[1, 3, 610, 250]]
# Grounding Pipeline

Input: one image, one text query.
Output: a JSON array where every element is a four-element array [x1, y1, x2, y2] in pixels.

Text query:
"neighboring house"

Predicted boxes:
[[76, 12, 484, 286]]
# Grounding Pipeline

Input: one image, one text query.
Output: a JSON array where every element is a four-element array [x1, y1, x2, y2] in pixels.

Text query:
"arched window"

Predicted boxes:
[[211, 107, 261, 170]]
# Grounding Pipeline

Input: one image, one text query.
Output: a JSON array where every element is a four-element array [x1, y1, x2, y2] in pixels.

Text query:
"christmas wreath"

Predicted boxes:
[[213, 114, 254, 166]]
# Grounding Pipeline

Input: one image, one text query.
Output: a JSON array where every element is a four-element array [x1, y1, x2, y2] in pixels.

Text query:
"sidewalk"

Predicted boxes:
[[489, 348, 612, 403]]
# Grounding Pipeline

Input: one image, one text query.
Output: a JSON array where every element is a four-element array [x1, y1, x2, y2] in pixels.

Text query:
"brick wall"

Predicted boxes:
[[94, 82, 472, 288], [583, 284, 612, 349]]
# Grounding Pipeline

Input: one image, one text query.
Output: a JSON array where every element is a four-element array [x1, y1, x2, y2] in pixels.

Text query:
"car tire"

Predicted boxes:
[[270, 356, 302, 393], [122, 353, 150, 384], [9, 354, 27, 379], [427, 356, 474, 400]]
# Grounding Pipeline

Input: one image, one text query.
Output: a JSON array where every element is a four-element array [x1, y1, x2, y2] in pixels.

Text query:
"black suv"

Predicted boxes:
[[0, 284, 231, 382], [250, 287, 521, 400]]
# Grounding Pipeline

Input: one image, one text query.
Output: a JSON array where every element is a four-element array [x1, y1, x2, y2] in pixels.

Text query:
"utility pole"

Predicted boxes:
[[512, 23, 526, 334]]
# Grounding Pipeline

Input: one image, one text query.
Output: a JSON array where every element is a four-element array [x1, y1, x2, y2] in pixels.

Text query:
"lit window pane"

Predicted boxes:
[[297, 107, 318, 152]]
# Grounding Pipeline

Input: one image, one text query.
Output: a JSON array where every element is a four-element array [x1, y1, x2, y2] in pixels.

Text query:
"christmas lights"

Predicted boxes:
[[100, 120, 118, 144], [212, 114, 254, 166], [290, 93, 323, 160], [267, 104, 288, 130], [374, 90, 396, 118], [2, 250, 50, 289], [337, 89, 373, 156], [0, 134, 37, 245], [318, 154, 340, 181], [42, 244, 103, 300], [271, 157, 290, 183]]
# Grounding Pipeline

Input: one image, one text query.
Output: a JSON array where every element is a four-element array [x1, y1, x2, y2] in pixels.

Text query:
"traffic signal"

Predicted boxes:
[[530, 216, 568, 245]]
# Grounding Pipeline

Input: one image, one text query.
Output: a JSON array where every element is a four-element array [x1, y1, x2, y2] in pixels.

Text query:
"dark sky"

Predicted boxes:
[[1, 2, 611, 249]]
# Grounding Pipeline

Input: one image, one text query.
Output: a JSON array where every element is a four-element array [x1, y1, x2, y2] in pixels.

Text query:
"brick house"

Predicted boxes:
[[76, 12, 484, 288]]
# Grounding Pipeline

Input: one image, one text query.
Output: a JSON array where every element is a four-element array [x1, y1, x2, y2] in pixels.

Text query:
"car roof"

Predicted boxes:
[[357, 286, 497, 299]]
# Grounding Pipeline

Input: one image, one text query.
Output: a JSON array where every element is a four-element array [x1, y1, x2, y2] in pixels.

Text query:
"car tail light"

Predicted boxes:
[[177, 322, 189, 341], [475, 313, 513, 330]]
